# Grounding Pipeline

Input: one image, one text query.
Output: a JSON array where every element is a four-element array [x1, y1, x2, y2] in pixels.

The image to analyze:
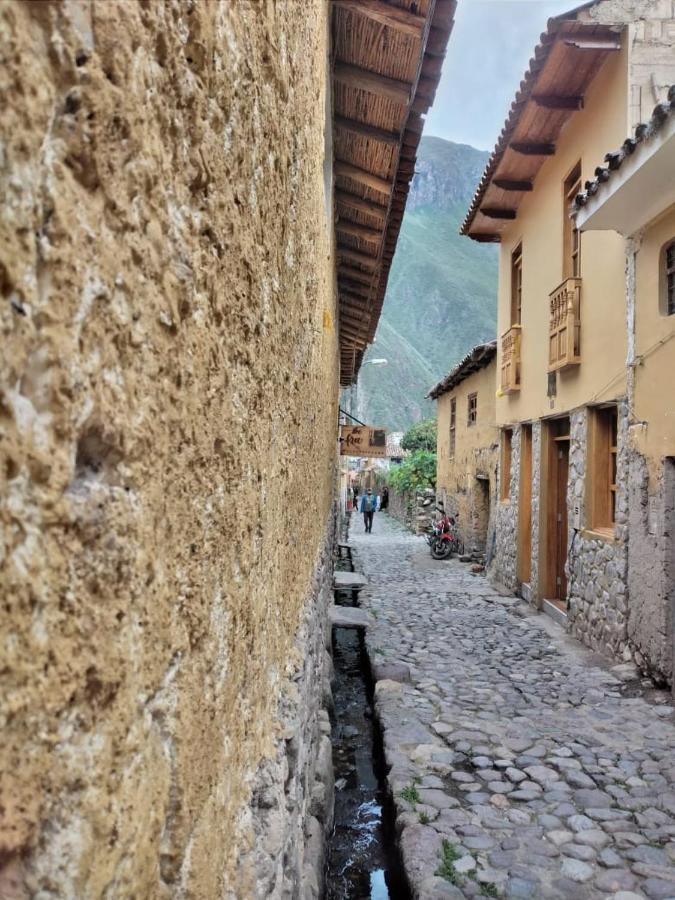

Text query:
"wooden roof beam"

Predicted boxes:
[[334, 160, 392, 196], [340, 290, 370, 307], [335, 191, 387, 222], [337, 246, 380, 270], [510, 142, 555, 156], [332, 0, 426, 39], [338, 265, 374, 285], [532, 94, 584, 110], [480, 208, 517, 220], [338, 278, 371, 298], [333, 62, 412, 106], [334, 115, 400, 147], [563, 38, 621, 51], [493, 178, 534, 192], [337, 220, 383, 243]]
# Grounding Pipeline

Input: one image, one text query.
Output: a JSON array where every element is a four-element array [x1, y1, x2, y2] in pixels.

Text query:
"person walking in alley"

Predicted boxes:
[[360, 488, 377, 533], [380, 486, 389, 511]]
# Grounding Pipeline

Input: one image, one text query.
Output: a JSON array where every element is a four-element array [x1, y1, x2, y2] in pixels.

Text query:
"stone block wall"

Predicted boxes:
[[489, 425, 520, 590], [625, 446, 674, 683], [0, 1, 338, 896], [528, 422, 542, 602], [590, 0, 675, 127], [566, 406, 630, 662]]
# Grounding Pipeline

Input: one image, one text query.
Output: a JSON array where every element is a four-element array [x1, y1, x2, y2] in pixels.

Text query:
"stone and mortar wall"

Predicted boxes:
[[624, 442, 674, 683], [438, 446, 498, 557], [0, 1, 338, 896], [589, 0, 675, 128], [528, 422, 542, 603], [389, 488, 436, 535], [489, 425, 520, 590], [567, 406, 630, 663]]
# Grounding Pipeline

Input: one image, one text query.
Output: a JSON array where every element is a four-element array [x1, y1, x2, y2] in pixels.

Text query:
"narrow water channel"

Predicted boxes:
[[325, 622, 410, 900]]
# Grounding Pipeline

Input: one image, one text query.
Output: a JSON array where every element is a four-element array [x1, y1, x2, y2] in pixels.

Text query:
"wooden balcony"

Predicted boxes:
[[549, 277, 581, 372], [500, 324, 522, 394]]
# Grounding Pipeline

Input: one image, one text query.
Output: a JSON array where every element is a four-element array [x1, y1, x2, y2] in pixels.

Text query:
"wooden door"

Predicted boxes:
[[518, 425, 532, 584], [554, 439, 569, 601]]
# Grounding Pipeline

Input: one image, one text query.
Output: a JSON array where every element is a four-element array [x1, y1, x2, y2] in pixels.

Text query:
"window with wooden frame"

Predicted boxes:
[[501, 428, 513, 501], [661, 239, 675, 316], [449, 397, 456, 458], [563, 162, 582, 279], [467, 392, 477, 427], [589, 406, 618, 532], [511, 243, 523, 325]]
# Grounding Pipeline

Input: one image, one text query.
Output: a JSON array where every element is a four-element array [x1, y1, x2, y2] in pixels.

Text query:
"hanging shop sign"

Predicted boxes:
[[339, 425, 388, 458]]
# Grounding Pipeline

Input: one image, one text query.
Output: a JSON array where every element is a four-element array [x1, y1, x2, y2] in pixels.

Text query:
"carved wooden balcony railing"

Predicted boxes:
[[549, 276, 581, 371], [500, 324, 522, 394]]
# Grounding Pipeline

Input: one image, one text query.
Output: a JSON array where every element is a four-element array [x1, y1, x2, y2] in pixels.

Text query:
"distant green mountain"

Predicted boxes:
[[355, 136, 497, 431]]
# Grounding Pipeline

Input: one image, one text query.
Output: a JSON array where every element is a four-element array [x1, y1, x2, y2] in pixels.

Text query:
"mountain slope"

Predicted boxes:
[[355, 137, 498, 431]]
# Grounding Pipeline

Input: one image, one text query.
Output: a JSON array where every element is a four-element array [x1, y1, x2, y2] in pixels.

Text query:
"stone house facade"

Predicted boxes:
[[0, 0, 453, 897], [430, 342, 498, 557], [462, 0, 675, 684]]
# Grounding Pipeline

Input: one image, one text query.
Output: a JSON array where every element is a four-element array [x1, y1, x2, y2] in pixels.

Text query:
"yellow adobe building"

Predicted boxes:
[[575, 86, 675, 681], [462, 0, 675, 682], [429, 343, 498, 555]]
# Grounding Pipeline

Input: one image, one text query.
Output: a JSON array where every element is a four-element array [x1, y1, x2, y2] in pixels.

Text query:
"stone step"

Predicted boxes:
[[330, 605, 371, 629], [333, 571, 367, 590]]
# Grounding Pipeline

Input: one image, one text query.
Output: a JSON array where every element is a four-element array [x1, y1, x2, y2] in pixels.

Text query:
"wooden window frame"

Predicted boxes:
[[501, 428, 513, 501], [588, 406, 618, 534], [563, 162, 582, 279], [661, 239, 675, 316], [449, 397, 456, 459], [467, 392, 477, 427], [510, 243, 523, 326]]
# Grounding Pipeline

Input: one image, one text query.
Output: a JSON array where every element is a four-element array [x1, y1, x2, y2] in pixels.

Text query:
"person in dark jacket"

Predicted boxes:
[[359, 489, 377, 533], [380, 486, 389, 511]]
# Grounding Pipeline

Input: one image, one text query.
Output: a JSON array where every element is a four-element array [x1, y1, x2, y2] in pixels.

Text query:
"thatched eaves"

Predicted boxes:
[[332, 0, 457, 385]]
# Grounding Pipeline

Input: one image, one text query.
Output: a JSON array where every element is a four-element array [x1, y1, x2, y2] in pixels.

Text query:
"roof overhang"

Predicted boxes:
[[428, 341, 497, 399], [575, 112, 675, 236], [461, 8, 621, 242], [332, 0, 456, 386]]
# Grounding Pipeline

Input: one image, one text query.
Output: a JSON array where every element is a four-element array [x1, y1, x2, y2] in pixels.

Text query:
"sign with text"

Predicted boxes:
[[339, 425, 388, 458]]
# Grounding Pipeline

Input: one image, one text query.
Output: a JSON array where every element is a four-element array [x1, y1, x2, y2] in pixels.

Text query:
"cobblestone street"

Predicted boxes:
[[351, 513, 675, 900]]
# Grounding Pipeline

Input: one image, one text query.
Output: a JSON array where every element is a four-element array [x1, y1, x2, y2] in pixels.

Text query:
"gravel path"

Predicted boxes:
[[351, 513, 675, 900]]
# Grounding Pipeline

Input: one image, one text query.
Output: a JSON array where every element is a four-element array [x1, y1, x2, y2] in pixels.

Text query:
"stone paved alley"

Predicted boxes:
[[350, 514, 675, 900]]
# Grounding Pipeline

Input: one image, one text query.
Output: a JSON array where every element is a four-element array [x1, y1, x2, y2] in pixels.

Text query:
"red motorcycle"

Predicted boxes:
[[426, 503, 463, 560]]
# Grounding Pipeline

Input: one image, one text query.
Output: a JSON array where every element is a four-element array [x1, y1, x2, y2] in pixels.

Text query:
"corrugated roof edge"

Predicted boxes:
[[459, 0, 601, 238], [573, 85, 675, 210], [427, 340, 497, 399]]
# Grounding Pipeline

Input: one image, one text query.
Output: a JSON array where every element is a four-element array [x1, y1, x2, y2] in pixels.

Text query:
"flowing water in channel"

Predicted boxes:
[[325, 622, 410, 900]]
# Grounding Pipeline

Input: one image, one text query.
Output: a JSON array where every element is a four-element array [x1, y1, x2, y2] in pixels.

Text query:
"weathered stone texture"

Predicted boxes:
[[0, 1, 337, 895], [625, 447, 673, 682], [567, 406, 630, 663], [589, 0, 675, 126], [489, 425, 519, 590]]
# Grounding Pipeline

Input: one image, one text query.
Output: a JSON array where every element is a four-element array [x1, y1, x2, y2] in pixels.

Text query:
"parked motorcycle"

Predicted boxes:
[[426, 503, 463, 560]]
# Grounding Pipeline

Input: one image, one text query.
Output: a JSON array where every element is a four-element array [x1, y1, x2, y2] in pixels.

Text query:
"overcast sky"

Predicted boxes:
[[425, 0, 581, 150]]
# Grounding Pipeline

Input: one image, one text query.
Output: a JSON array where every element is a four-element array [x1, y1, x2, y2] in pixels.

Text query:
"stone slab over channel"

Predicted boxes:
[[350, 514, 675, 900], [329, 605, 371, 630], [333, 571, 368, 589]]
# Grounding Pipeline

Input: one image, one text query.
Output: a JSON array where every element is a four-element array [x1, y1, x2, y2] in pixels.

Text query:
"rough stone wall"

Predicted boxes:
[[625, 449, 673, 683], [489, 426, 520, 590], [528, 422, 542, 603], [567, 406, 630, 662], [439, 446, 497, 557], [0, 1, 338, 897]]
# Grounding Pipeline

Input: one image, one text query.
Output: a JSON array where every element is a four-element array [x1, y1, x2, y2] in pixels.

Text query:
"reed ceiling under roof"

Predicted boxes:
[[331, 0, 456, 386]]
